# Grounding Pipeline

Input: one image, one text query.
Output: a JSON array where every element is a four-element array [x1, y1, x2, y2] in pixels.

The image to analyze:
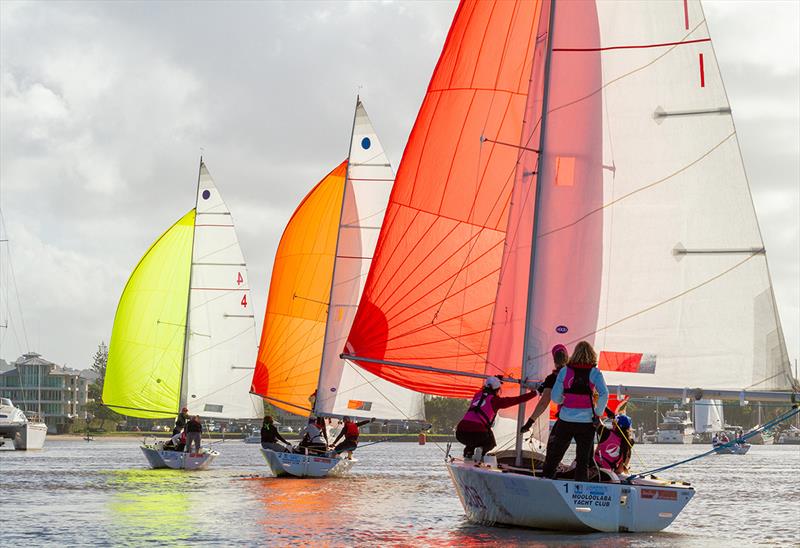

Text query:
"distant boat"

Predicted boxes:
[[777, 426, 800, 445], [657, 409, 695, 444], [0, 397, 47, 450], [250, 99, 425, 478], [104, 160, 263, 470]]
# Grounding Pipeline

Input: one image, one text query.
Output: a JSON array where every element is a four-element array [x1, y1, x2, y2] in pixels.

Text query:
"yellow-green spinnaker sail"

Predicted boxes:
[[103, 209, 195, 418]]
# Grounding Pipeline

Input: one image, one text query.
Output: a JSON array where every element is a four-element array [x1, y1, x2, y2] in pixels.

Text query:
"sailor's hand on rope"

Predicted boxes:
[[520, 418, 533, 433]]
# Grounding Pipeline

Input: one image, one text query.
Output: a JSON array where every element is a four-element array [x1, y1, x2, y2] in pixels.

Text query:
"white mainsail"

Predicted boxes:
[[487, 0, 796, 404], [184, 163, 263, 419], [694, 399, 724, 434], [315, 100, 425, 421]]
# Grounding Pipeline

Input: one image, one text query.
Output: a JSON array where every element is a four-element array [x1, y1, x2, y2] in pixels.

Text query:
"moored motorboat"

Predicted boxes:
[[0, 397, 47, 450]]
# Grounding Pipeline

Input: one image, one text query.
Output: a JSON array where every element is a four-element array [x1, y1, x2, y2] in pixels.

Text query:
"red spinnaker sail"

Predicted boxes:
[[346, 0, 545, 397]]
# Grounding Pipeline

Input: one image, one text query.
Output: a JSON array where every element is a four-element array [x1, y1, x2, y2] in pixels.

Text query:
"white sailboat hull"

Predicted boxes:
[[260, 448, 355, 478], [447, 460, 693, 533], [140, 444, 218, 470]]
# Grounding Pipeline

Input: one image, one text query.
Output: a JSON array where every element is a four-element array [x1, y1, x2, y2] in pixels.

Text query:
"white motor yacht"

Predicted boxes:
[[0, 397, 47, 450], [656, 409, 695, 444]]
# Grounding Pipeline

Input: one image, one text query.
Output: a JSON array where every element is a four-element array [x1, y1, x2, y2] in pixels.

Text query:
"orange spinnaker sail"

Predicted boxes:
[[345, 0, 544, 397], [252, 162, 347, 414]]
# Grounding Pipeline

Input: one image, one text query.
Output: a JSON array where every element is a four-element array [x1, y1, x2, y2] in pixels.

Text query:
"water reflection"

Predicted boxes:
[[106, 469, 193, 546]]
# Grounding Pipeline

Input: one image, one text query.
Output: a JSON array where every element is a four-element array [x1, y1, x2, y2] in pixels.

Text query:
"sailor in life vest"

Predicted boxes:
[[331, 416, 374, 459], [542, 341, 609, 482], [520, 344, 570, 433], [594, 414, 634, 475], [455, 375, 538, 461]]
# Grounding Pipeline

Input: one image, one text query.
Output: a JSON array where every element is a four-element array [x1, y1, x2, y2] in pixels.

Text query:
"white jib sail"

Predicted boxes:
[[184, 162, 263, 419], [315, 100, 425, 421], [694, 399, 724, 434]]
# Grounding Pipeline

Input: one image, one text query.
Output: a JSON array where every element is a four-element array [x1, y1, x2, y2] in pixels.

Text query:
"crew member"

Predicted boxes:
[[331, 416, 374, 458], [594, 414, 634, 475], [297, 417, 327, 454], [185, 415, 203, 455], [173, 407, 189, 436], [260, 415, 291, 452], [455, 376, 538, 461], [542, 341, 609, 482], [520, 344, 569, 434]]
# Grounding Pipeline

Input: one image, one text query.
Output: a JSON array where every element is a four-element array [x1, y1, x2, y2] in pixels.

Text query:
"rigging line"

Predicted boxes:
[[0, 210, 30, 351], [340, 359, 449, 456], [480, 138, 539, 153], [293, 293, 329, 307], [537, 132, 736, 239], [746, 370, 799, 391], [531, 252, 760, 363]]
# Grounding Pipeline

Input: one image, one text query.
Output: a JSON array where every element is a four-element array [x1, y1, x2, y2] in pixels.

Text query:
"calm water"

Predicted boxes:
[[2, 439, 798, 546]]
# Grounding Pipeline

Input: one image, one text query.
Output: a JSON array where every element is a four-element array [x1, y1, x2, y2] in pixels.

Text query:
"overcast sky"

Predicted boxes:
[[1, 1, 798, 373]]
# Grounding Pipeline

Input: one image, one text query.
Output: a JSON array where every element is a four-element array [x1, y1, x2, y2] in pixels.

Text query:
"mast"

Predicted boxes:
[[178, 157, 202, 412], [313, 96, 360, 416], [515, 0, 558, 466]]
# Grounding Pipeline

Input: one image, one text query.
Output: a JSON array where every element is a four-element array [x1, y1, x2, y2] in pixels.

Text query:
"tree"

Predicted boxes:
[[84, 341, 122, 432], [425, 396, 469, 434], [91, 342, 108, 387]]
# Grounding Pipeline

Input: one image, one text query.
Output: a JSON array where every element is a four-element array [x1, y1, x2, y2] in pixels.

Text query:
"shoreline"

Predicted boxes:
[[48, 433, 457, 443]]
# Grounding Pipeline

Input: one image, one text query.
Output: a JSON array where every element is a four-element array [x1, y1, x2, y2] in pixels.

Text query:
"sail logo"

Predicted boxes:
[[556, 325, 569, 334]]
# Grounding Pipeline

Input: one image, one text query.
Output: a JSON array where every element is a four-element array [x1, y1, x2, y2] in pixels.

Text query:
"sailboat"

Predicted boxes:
[[342, 0, 798, 533], [104, 160, 263, 470], [250, 99, 425, 478]]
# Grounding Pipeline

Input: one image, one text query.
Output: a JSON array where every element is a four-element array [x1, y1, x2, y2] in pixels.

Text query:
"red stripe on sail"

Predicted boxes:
[[553, 37, 710, 52], [699, 53, 705, 87], [683, 0, 689, 30]]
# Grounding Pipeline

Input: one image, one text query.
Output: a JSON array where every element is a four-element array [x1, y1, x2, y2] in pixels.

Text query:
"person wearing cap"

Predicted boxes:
[[594, 414, 634, 475], [331, 416, 375, 458], [542, 340, 609, 481], [520, 344, 569, 434], [173, 407, 190, 436], [455, 375, 539, 461]]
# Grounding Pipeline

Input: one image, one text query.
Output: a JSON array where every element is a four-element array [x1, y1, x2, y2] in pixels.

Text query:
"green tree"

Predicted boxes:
[[424, 396, 469, 434], [83, 341, 122, 432]]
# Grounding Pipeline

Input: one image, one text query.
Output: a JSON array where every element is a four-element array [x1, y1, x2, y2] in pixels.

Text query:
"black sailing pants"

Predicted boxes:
[[542, 419, 595, 482], [455, 428, 496, 459]]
